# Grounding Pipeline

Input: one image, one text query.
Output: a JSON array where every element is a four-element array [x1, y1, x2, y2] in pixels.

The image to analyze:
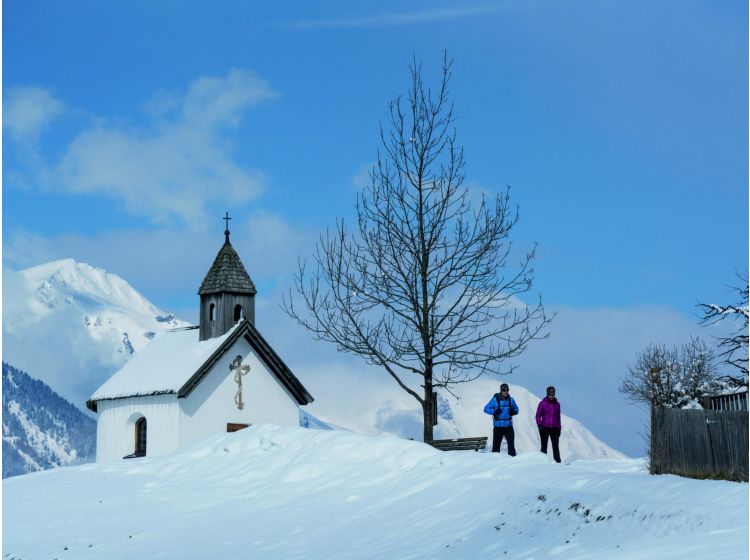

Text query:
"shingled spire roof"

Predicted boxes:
[[198, 231, 257, 296]]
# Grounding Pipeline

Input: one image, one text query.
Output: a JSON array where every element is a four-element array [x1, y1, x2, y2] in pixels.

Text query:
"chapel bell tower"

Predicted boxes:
[[198, 213, 257, 341]]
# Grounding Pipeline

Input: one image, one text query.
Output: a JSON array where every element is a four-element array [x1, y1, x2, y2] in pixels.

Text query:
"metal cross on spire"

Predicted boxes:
[[230, 355, 251, 410], [223, 211, 231, 244]]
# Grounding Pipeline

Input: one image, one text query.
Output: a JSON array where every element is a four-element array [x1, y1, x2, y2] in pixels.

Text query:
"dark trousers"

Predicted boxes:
[[539, 426, 561, 463], [492, 426, 516, 456]]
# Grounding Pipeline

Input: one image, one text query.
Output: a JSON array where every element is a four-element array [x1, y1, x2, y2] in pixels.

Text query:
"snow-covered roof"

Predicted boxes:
[[87, 319, 314, 411], [89, 325, 238, 403]]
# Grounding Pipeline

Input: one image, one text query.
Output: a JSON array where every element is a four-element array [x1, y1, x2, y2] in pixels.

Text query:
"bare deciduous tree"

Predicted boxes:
[[698, 272, 749, 380], [283, 55, 552, 441], [619, 338, 718, 408]]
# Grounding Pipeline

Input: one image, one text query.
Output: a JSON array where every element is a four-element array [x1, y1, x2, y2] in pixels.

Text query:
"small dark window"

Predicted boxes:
[[209, 303, 216, 321], [124, 417, 147, 458], [227, 423, 249, 433], [234, 304, 243, 323], [135, 417, 147, 454]]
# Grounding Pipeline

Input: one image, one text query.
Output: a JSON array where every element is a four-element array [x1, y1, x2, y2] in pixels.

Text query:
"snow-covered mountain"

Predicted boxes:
[[3, 425, 747, 560], [3, 259, 191, 407], [2, 362, 96, 478]]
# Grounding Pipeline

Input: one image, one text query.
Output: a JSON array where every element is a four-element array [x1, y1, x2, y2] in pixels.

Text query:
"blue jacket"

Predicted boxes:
[[484, 394, 519, 427]]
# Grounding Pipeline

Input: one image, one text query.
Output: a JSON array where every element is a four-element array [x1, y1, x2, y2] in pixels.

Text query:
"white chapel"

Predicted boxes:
[[87, 221, 314, 462]]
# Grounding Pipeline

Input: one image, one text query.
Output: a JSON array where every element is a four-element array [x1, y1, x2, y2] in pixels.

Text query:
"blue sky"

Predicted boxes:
[[3, 1, 748, 456]]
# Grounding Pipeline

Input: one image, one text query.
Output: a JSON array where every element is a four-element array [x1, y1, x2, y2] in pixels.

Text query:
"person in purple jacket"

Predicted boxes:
[[535, 386, 562, 463]]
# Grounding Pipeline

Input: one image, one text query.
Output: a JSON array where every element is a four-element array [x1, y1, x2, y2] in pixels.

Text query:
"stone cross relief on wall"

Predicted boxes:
[[230, 355, 251, 410]]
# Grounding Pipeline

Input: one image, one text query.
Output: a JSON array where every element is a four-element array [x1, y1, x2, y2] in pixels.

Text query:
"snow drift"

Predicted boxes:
[[3, 424, 747, 559]]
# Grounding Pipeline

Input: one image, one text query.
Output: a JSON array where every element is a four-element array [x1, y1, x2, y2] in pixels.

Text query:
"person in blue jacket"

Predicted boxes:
[[483, 383, 519, 455]]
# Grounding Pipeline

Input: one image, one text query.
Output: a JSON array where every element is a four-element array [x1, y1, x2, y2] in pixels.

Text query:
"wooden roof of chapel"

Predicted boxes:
[[198, 236, 257, 296]]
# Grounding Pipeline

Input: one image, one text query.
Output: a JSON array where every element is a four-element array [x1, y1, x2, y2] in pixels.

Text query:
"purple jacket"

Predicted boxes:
[[535, 397, 561, 429]]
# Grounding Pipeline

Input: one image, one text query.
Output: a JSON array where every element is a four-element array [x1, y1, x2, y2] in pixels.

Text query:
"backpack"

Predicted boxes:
[[494, 393, 518, 420]]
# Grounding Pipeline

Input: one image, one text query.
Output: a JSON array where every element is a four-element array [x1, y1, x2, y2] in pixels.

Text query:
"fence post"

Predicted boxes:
[[648, 367, 662, 474], [705, 410, 716, 475], [650, 405, 655, 474]]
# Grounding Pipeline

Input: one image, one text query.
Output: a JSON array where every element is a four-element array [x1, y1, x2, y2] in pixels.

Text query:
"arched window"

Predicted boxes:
[[234, 304, 243, 323], [135, 417, 147, 457], [209, 303, 216, 321]]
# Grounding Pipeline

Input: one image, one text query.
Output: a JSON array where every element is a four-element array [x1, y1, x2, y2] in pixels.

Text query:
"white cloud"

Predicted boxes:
[[2, 266, 37, 328], [465, 180, 505, 209], [180, 70, 277, 127], [40, 69, 277, 228], [281, 5, 505, 29], [3, 86, 65, 144], [351, 163, 374, 192], [3, 209, 316, 315]]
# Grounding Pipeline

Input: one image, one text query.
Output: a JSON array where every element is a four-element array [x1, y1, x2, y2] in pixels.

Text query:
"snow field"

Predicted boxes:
[[3, 424, 748, 559]]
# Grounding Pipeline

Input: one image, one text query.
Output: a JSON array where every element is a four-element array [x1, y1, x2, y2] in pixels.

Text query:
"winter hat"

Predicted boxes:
[[500, 383, 509, 391]]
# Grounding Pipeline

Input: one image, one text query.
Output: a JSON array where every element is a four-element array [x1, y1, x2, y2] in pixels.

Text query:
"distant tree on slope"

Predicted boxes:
[[283, 54, 552, 441], [619, 338, 719, 408], [698, 272, 749, 382]]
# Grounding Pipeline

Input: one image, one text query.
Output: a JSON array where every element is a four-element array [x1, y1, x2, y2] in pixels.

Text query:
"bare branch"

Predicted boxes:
[[697, 271, 749, 377]]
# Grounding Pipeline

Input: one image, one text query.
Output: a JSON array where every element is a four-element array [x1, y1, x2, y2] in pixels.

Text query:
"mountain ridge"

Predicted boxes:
[[3, 258, 191, 407], [2, 362, 96, 478]]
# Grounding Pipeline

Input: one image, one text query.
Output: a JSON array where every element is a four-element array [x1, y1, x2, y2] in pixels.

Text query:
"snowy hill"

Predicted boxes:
[[2, 362, 96, 478], [3, 425, 747, 559], [304, 376, 625, 461], [3, 259, 190, 407]]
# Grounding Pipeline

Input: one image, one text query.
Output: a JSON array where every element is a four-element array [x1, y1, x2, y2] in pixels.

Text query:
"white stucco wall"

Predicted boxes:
[[94, 337, 302, 462], [95, 394, 179, 463], [178, 337, 300, 448]]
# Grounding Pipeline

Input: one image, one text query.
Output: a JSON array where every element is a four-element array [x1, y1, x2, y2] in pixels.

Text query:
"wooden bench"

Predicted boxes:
[[427, 436, 488, 452]]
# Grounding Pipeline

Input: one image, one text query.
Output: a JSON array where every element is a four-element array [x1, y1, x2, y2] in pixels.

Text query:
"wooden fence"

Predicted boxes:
[[650, 407, 748, 482], [707, 392, 748, 411]]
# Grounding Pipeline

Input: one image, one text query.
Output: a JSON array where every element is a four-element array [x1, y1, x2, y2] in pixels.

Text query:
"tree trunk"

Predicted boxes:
[[423, 372, 434, 442]]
